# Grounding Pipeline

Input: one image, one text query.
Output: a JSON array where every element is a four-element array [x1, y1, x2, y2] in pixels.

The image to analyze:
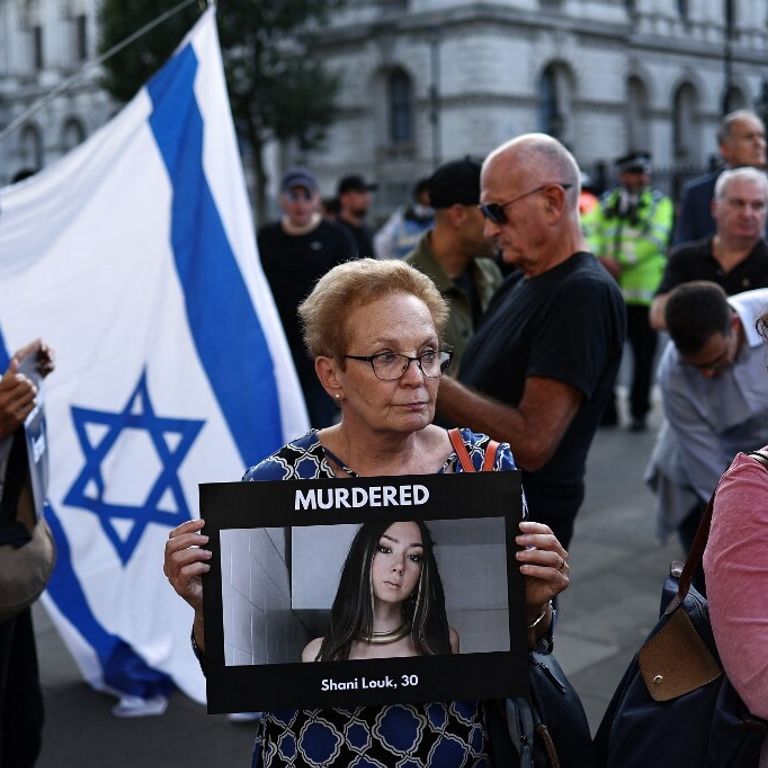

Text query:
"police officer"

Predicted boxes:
[[583, 152, 674, 431]]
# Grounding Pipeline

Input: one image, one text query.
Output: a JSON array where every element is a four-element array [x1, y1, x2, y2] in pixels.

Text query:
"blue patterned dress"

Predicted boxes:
[[243, 428, 517, 768]]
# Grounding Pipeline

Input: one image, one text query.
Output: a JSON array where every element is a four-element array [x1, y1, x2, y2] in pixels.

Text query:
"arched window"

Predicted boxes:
[[387, 69, 413, 144], [723, 86, 746, 114], [538, 63, 573, 143], [672, 82, 699, 164], [19, 123, 43, 169], [62, 117, 86, 152], [627, 76, 650, 154]]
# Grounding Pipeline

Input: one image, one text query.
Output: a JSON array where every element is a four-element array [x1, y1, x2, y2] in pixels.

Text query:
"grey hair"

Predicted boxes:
[[714, 166, 768, 200]]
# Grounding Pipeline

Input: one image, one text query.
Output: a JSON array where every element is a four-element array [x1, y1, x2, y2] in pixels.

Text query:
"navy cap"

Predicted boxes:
[[281, 167, 318, 193], [427, 157, 482, 208], [615, 152, 652, 174], [337, 174, 377, 195]]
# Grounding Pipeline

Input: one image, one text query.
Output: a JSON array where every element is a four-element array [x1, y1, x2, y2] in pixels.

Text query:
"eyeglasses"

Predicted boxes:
[[479, 183, 573, 225], [344, 350, 453, 381]]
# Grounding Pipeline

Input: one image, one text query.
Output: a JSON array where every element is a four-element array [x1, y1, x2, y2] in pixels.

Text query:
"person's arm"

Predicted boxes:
[[582, 203, 621, 279], [437, 375, 582, 472], [705, 456, 768, 718], [164, 518, 211, 653], [0, 362, 36, 439], [448, 627, 460, 654], [649, 293, 669, 330], [302, 637, 323, 663], [661, 371, 731, 502]]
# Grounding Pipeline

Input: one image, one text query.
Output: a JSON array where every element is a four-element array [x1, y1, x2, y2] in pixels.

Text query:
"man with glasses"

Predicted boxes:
[[258, 168, 356, 429], [650, 167, 768, 330], [649, 282, 768, 550], [436, 133, 625, 549], [404, 157, 502, 373]]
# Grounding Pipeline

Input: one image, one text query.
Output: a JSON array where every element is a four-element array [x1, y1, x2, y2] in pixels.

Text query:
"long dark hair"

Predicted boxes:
[[317, 520, 452, 661]]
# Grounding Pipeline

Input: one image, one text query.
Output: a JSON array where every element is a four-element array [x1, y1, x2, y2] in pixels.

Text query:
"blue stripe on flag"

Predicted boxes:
[[147, 43, 283, 467]]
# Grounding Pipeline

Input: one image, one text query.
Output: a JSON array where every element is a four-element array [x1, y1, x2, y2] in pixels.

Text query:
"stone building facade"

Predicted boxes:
[[1, 0, 767, 213], [301, 0, 768, 211], [0, 0, 112, 186]]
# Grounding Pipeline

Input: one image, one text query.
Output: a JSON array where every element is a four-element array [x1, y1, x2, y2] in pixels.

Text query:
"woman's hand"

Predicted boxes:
[[163, 518, 211, 615], [515, 520, 569, 625]]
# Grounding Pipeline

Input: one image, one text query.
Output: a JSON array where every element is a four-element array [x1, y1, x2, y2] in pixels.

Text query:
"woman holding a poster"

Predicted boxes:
[[302, 519, 458, 662], [165, 258, 570, 767]]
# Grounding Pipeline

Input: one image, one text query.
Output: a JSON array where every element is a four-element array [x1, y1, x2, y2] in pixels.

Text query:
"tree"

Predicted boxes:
[[98, 0, 345, 222]]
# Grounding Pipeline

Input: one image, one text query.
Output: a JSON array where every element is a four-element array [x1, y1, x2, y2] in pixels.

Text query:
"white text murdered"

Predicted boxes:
[[295, 485, 429, 511]]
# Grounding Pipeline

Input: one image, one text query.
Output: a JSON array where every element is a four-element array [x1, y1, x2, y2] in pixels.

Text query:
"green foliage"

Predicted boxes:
[[98, 0, 344, 151]]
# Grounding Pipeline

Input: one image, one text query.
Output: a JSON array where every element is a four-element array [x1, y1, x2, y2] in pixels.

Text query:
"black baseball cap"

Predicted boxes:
[[427, 157, 482, 208], [337, 174, 377, 195]]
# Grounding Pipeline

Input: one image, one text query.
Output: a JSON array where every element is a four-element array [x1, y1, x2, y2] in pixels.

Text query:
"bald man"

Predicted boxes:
[[437, 134, 626, 547]]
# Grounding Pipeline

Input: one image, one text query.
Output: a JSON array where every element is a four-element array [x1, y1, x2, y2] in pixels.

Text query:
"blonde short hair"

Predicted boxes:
[[298, 258, 449, 361]]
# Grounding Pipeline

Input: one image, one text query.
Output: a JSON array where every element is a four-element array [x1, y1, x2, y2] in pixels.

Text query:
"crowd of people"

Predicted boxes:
[[164, 111, 768, 766], [7, 108, 768, 765]]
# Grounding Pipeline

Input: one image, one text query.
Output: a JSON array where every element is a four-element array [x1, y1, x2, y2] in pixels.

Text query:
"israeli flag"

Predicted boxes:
[[0, 8, 307, 703]]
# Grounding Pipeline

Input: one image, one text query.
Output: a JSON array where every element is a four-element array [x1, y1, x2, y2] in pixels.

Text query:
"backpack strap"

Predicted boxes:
[[447, 428, 500, 473]]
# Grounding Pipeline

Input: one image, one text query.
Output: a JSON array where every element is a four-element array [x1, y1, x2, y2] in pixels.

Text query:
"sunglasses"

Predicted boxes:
[[479, 183, 573, 225]]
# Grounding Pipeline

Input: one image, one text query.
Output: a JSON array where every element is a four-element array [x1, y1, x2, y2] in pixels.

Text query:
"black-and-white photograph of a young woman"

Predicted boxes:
[[302, 519, 458, 662]]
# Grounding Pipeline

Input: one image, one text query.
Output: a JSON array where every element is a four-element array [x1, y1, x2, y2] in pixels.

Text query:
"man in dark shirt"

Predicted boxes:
[[336, 174, 377, 258], [258, 168, 356, 428], [436, 134, 626, 548], [650, 166, 768, 329], [672, 110, 766, 246]]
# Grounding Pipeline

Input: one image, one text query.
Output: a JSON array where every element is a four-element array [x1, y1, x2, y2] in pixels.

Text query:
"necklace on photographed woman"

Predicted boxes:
[[364, 622, 410, 645]]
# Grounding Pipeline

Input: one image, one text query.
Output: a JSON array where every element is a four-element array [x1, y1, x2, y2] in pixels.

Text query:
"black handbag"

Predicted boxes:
[[594, 452, 768, 768], [485, 652, 595, 768]]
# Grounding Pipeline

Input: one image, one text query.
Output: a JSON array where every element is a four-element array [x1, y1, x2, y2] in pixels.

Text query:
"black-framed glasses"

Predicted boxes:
[[479, 183, 573, 225], [344, 350, 453, 381]]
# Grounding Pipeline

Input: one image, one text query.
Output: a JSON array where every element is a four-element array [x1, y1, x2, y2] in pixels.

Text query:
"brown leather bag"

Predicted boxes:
[[0, 475, 56, 622]]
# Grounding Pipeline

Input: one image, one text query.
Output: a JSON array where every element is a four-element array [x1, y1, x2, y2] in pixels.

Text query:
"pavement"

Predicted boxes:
[[34, 390, 681, 767]]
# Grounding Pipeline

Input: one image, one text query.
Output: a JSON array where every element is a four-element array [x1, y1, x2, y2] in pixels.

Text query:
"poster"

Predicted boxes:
[[201, 471, 527, 712]]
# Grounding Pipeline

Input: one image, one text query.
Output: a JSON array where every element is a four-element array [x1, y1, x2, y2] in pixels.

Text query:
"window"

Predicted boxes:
[[538, 63, 573, 143], [62, 117, 86, 152], [627, 76, 650, 154], [672, 82, 699, 163], [19, 124, 44, 169], [677, 0, 689, 18], [32, 24, 43, 70], [387, 70, 413, 144], [724, 86, 746, 114], [74, 14, 87, 61]]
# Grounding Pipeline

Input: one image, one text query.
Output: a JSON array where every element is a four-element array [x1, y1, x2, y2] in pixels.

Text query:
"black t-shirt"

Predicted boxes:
[[656, 237, 768, 296], [258, 220, 356, 426], [337, 218, 374, 259], [458, 252, 626, 532]]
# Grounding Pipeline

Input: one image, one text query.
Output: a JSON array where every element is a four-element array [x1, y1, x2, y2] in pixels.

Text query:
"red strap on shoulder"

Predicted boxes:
[[448, 428, 500, 472], [482, 440, 500, 472], [448, 428, 474, 472]]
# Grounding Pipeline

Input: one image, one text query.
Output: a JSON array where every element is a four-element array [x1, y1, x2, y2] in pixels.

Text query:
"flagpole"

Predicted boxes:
[[0, 0, 203, 147]]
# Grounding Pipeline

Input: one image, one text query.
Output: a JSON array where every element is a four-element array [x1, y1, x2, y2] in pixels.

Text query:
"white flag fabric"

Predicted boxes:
[[0, 8, 308, 703]]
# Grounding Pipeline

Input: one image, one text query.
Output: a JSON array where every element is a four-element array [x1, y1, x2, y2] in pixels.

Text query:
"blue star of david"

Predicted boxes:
[[64, 371, 204, 565]]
